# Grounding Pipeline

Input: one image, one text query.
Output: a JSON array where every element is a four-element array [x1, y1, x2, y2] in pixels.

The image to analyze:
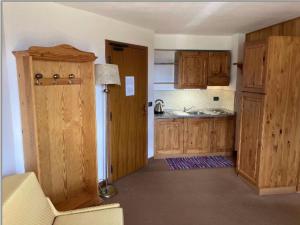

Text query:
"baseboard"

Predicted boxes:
[[154, 151, 233, 159], [258, 186, 297, 195]]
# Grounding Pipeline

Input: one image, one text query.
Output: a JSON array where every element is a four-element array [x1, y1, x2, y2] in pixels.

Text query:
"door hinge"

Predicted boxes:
[[109, 112, 112, 121]]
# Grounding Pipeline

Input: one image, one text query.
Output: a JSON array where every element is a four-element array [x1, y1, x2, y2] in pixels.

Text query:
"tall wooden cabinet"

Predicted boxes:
[[237, 37, 300, 194], [14, 45, 101, 210]]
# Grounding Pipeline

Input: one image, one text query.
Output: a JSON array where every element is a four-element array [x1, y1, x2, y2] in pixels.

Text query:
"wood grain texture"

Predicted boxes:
[[246, 17, 300, 42], [258, 37, 300, 189], [155, 116, 235, 158], [15, 54, 40, 177], [213, 116, 235, 152], [238, 92, 265, 184], [13, 44, 97, 62], [14, 45, 99, 210], [106, 40, 148, 181], [242, 41, 267, 93], [184, 118, 212, 154], [155, 119, 184, 155], [238, 37, 300, 194], [175, 51, 208, 89], [207, 51, 230, 86]]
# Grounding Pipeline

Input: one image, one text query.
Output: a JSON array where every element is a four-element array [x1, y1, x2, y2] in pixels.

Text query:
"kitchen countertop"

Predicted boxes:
[[155, 108, 235, 119]]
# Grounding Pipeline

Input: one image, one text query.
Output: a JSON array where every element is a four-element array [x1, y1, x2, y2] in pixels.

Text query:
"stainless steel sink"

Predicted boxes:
[[206, 109, 228, 115], [187, 111, 206, 116]]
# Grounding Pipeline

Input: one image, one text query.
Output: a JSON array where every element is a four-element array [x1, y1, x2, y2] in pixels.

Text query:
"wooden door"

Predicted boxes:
[[175, 51, 208, 88], [207, 51, 230, 86], [106, 40, 148, 181], [242, 41, 267, 93], [155, 119, 184, 157], [238, 92, 264, 184], [184, 118, 212, 154], [212, 117, 235, 153], [32, 60, 98, 206]]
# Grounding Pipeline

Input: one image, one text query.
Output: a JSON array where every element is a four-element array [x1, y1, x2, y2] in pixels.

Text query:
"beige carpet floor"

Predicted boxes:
[[105, 159, 300, 225]]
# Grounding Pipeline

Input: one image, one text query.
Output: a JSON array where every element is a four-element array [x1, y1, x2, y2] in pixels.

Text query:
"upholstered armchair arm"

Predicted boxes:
[[46, 198, 120, 216]]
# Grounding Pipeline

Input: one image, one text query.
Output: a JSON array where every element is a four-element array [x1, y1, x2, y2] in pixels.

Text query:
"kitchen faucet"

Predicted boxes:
[[183, 106, 194, 112]]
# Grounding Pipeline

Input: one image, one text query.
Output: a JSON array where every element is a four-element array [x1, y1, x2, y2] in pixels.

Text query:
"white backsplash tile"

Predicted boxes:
[[154, 89, 235, 111]]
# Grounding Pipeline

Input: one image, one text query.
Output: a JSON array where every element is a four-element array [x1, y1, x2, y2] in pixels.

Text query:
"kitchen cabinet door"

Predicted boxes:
[[238, 92, 265, 184], [242, 41, 267, 93], [212, 117, 235, 153], [184, 118, 213, 154], [175, 51, 208, 89], [208, 51, 230, 86], [155, 119, 184, 156]]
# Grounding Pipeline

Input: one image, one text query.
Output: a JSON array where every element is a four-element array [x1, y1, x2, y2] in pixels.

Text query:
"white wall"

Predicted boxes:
[[2, 2, 155, 180], [153, 34, 238, 111]]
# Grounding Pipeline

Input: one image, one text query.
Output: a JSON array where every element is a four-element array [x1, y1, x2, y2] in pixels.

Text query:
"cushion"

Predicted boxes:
[[53, 208, 124, 225], [3, 173, 55, 225]]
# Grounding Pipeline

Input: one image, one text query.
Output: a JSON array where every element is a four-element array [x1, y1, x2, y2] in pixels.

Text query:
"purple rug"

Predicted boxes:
[[165, 156, 234, 170]]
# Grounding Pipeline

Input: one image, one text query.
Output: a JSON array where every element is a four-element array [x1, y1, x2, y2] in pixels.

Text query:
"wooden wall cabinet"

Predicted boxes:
[[237, 37, 300, 195], [175, 51, 208, 88], [14, 45, 101, 210], [155, 116, 235, 158], [242, 41, 267, 93], [175, 50, 231, 88], [208, 51, 230, 86], [155, 119, 184, 155]]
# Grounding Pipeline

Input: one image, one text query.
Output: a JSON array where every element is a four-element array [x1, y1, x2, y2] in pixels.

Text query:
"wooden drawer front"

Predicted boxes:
[[242, 42, 267, 93], [212, 117, 235, 152], [155, 119, 184, 155], [208, 51, 230, 86], [238, 93, 264, 184], [184, 118, 213, 154]]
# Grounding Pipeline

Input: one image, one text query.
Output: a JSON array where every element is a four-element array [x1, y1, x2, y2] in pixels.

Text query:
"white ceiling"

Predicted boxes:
[[61, 2, 300, 35]]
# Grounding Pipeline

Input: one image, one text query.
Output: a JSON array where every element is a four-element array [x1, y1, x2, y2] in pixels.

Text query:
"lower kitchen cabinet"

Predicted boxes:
[[155, 119, 184, 156], [213, 117, 235, 153], [184, 118, 213, 154], [155, 116, 235, 158]]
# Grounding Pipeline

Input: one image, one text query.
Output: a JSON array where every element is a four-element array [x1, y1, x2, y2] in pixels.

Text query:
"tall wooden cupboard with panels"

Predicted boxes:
[[237, 36, 300, 195], [13, 44, 102, 210]]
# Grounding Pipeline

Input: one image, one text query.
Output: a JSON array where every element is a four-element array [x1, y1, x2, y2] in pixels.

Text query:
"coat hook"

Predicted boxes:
[[53, 74, 60, 84], [68, 74, 75, 84], [35, 73, 43, 85]]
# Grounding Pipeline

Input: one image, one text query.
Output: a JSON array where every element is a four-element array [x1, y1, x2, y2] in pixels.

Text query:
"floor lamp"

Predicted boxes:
[[95, 64, 121, 198]]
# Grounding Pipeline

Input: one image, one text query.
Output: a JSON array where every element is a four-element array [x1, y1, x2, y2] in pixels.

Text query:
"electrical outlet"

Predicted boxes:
[[213, 96, 219, 101]]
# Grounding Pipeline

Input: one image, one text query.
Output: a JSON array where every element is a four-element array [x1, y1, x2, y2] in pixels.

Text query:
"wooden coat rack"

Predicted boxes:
[[13, 44, 102, 211]]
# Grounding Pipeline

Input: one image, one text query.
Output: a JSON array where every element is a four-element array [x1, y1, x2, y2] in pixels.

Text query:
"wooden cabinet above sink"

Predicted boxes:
[[175, 50, 231, 89]]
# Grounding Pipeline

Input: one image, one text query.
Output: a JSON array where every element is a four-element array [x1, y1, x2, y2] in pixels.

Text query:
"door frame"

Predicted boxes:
[[105, 39, 148, 181]]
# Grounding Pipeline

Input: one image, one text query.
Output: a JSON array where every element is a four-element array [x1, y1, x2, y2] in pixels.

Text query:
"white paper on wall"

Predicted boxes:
[[125, 76, 135, 96]]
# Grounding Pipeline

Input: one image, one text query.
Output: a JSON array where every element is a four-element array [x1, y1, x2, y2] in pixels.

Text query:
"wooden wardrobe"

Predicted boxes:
[[14, 44, 102, 210], [237, 36, 300, 195]]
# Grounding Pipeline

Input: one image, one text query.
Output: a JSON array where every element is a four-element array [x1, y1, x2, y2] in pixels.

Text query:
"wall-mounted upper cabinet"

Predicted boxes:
[[174, 50, 231, 89], [208, 51, 230, 86], [175, 51, 208, 89]]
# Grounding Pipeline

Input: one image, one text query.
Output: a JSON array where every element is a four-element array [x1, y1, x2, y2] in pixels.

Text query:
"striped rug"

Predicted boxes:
[[165, 156, 234, 170]]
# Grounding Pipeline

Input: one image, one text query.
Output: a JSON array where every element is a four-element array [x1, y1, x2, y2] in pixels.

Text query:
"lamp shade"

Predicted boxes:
[[95, 64, 121, 85]]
